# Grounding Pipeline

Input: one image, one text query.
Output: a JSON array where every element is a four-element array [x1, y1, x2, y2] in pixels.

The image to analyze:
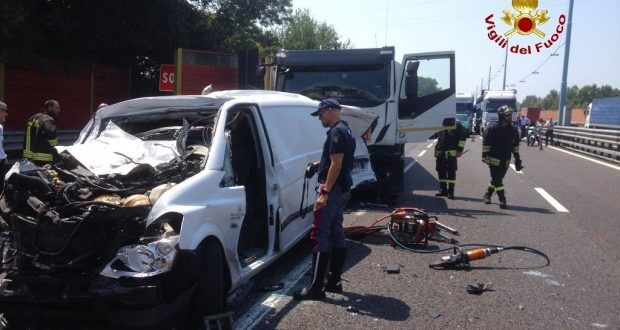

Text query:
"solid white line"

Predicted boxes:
[[535, 187, 569, 213], [426, 143, 434, 149], [549, 146, 620, 171], [404, 159, 417, 173], [509, 164, 523, 174], [234, 256, 311, 329], [418, 150, 427, 157]]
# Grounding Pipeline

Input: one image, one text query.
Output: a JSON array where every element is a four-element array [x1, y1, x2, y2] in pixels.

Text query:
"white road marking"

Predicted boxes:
[[549, 146, 620, 172], [404, 159, 417, 173], [426, 143, 434, 149], [535, 188, 569, 213], [354, 210, 367, 217], [509, 164, 523, 174], [234, 256, 311, 329], [418, 150, 427, 157]]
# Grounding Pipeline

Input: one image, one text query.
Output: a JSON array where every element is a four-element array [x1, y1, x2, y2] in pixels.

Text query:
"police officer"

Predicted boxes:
[[482, 105, 523, 209], [433, 121, 466, 199], [23, 100, 61, 166], [294, 99, 355, 301]]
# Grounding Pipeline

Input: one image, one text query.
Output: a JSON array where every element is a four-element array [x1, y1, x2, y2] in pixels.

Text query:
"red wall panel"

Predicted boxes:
[[181, 64, 238, 95]]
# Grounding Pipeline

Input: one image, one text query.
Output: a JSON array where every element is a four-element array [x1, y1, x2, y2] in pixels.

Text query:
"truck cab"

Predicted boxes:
[[481, 90, 517, 135], [456, 92, 474, 136], [265, 47, 456, 196]]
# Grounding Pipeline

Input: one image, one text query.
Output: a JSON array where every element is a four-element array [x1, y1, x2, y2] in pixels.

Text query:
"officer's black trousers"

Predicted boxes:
[[436, 155, 457, 184]]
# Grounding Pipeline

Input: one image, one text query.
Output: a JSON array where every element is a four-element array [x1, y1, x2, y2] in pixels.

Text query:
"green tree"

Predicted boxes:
[[277, 9, 351, 51], [418, 77, 440, 97], [521, 95, 541, 107]]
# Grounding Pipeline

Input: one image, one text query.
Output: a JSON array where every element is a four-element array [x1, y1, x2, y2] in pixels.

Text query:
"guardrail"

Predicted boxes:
[[5, 130, 81, 159], [551, 126, 619, 164]]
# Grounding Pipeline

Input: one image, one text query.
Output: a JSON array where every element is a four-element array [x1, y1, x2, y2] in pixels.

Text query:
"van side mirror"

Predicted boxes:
[[442, 117, 456, 127], [406, 60, 419, 75]]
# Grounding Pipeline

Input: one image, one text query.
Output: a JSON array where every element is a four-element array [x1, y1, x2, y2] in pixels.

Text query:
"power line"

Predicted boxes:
[[509, 42, 565, 86]]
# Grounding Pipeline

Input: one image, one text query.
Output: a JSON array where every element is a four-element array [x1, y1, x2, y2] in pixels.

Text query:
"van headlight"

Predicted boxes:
[[100, 235, 180, 279]]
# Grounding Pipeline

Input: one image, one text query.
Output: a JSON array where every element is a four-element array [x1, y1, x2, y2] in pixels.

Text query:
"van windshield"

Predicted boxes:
[[100, 110, 218, 147], [485, 100, 517, 113], [278, 64, 389, 107]]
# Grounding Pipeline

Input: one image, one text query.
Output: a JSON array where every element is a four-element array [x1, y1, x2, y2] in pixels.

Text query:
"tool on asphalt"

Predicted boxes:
[[428, 245, 550, 269], [388, 208, 459, 246]]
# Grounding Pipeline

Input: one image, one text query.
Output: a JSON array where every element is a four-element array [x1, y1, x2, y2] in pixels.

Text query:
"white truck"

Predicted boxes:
[[480, 90, 517, 135], [261, 46, 456, 198], [456, 92, 475, 135]]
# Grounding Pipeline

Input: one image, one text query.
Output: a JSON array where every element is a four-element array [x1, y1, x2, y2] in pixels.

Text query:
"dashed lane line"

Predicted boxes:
[[427, 143, 434, 149], [418, 150, 427, 157], [509, 164, 523, 174], [535, 187, 569, 213], [234, 256, 311, 329], [549, 146, 620, 172], [404, 159, 417, 173]]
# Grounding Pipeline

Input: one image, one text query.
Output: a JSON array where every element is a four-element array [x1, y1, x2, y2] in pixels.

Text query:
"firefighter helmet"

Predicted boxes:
[[498, 105, 513, 118]]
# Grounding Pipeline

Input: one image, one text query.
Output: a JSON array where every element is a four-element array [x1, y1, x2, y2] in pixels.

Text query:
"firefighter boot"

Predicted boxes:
[[497, 190, 507, 209], [435, 182, 448, 197], [483, 186, 494, 204], [448, 183, 455, 199], [294, 251, 329, 300], [325, 247, 347, 293]]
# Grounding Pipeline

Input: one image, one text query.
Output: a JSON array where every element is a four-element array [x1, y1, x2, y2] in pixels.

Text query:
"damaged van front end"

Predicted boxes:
[[0, 99, 220, 327]]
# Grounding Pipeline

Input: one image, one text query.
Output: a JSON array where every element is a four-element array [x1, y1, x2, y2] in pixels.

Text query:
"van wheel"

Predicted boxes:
[[189, 239, 225, 328]]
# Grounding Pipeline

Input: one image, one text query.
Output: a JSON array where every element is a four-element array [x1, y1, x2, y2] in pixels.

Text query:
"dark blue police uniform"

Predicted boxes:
[[313, 120, 356, 252]]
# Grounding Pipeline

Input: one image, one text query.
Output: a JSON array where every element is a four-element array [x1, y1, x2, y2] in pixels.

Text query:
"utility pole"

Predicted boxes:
[[487, 66, 491, 90], [502, 39, 509, 90], [559, 0, 575, 125]]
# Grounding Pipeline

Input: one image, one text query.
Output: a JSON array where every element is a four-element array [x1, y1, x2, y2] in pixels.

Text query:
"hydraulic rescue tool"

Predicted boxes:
[[347, 208, 550, 269], [388, 208, 459, 246]]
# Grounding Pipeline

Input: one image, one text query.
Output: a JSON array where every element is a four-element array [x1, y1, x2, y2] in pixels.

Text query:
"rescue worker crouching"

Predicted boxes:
[[294, 99, 355, 301], [482, 105, 523, 209], [433, 121, 466, 199], [23, 100, 61, 166]]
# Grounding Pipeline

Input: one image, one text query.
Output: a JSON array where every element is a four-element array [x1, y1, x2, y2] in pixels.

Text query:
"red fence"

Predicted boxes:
[[1, 63, 130, 131]]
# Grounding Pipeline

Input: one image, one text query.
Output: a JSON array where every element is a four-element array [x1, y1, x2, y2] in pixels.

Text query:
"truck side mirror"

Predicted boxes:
[[256, 66, 266, 79], [404, 60, 419, 101]]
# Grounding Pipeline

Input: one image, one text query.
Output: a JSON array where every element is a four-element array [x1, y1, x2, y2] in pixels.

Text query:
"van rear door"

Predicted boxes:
[[396, 51, 455, 143]]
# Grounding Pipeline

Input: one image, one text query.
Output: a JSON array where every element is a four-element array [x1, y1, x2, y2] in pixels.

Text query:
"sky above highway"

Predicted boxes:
[[292, 0, 620, 102]]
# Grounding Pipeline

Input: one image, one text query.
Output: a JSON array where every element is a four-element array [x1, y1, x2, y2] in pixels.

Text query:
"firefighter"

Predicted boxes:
[[434, 121, 466, 199], [482, 105, 523, 209], [23, 100, 61, 165]]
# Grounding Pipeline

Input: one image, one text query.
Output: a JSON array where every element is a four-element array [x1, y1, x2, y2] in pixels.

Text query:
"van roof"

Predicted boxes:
[[95, 90, 318, 119]]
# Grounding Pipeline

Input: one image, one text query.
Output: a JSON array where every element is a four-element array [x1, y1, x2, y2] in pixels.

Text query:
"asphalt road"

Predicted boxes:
[[234, 135, 620, 329]]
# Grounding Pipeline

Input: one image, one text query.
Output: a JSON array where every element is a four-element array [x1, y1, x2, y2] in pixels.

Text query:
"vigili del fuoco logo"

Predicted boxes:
[[485, 0, 566, 55]]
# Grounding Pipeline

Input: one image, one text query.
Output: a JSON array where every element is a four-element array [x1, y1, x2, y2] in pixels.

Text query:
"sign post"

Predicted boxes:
[[159, 64, 175, 92]]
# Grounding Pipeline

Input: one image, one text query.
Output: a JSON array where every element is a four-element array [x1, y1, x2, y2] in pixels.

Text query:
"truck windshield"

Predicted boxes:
[[278, 64, 389, 107], [456, 103, 473, 114], [485, 100, 517, 113]]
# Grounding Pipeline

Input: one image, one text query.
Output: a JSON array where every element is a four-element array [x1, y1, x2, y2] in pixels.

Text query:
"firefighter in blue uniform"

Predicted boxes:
[[482, 105, 523, 209], [294, 99, 355, 301], [433, 122, 466, 199]]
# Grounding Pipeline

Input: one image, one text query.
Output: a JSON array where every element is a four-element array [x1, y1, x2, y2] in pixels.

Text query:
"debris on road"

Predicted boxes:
[[466, 282, 495, 295], [427, 310, 442, 318]]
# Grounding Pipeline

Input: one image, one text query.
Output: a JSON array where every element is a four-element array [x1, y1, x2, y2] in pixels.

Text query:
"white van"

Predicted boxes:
[[0, 91, 376, 327]]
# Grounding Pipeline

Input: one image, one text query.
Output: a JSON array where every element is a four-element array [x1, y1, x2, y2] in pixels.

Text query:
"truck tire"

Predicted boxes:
[[189, 239, 225, 328]]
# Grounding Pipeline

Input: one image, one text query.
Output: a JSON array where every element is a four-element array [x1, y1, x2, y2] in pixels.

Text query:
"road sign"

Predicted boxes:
[[159, 64, 175, 92]]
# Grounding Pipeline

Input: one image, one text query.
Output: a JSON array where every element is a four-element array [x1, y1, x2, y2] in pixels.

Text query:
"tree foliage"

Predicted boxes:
[[418, 77, 441, 97], [0, 0, 292, 67], [275, 9, 351, 52], [520, 84, 620, 109]]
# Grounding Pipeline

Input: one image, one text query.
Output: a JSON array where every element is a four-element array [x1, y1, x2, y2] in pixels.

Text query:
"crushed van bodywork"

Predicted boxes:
[[0, 102, 217, 325]]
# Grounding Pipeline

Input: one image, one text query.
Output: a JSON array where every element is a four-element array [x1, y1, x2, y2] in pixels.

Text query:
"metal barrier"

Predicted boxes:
[[551, 126, 620, 164], [4, 130, 81, 157]]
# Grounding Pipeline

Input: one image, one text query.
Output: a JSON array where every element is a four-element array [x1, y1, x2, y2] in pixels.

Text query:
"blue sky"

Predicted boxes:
[[291, 0, 620, 102]]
